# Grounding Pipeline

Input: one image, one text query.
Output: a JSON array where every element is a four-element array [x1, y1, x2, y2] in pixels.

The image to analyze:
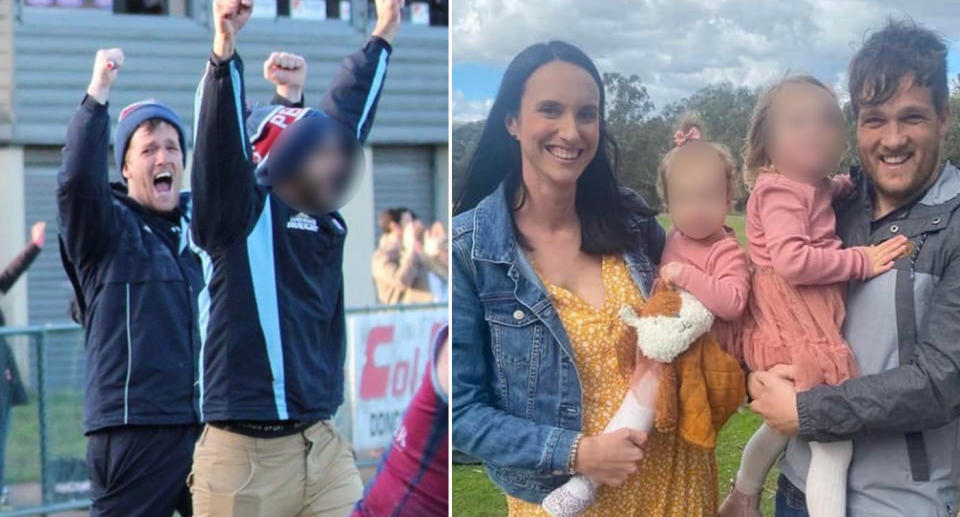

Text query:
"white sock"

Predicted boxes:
[[735, 422, 789, 495], [543, 392, 654, 517], [605, 390, 655, 433], [805, 440, 852, 517]]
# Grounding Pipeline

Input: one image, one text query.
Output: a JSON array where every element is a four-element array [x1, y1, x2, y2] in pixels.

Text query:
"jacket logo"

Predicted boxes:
[[287, 213, 319, 232]]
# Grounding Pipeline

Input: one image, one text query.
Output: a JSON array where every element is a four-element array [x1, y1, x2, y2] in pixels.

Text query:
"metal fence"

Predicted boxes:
[[0, 302, 445, 517]]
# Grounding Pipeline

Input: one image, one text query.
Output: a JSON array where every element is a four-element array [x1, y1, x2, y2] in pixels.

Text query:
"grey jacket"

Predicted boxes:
[[781, 161, 960, 517]]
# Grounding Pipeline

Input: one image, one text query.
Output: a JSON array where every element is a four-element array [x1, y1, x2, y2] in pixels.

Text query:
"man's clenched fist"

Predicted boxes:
[[371, 0, 404, 44], [213, 0, 253, 60], [87, 48, 124, 104], [263, 52, 307, 103]]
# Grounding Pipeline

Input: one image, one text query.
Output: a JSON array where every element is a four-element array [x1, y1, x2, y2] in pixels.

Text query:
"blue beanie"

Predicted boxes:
[[114, 99, 187, 172], [247, 105, 359, 186]]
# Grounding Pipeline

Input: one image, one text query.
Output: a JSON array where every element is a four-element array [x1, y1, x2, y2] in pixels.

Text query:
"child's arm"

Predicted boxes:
[[830, 174, 855, 199], [759, 181, 872, 286], [663, 239, 749, 321]]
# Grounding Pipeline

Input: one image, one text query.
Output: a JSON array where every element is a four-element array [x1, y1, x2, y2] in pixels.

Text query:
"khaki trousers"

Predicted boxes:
[[189, 421, 363, 517]]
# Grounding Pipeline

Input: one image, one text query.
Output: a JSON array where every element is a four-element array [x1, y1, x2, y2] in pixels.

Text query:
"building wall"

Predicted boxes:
[[0, 0, 13, 140], [10, 8, 448, 146], [3, 6, 448, 325], [0, 146, 27, 326]]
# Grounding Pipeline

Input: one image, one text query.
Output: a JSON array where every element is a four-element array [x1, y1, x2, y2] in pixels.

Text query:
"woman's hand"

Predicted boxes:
[[574, 428, 647, 487]]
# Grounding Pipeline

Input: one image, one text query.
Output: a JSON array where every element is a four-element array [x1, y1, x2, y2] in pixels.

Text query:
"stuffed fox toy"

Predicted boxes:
[[542, 283, 746, 517]]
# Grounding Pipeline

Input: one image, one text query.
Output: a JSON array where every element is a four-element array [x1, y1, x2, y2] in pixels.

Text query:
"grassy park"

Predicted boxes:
[[452, 409, 779, 517], [451, 215, 783, 516]]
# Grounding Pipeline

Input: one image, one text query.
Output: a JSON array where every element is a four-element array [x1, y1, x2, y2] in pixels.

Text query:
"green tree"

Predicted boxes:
[[451, 120, 484, 206], [662, 82, 757, 207], [603, 72, 665, 206], [944, 74, 960, 166]]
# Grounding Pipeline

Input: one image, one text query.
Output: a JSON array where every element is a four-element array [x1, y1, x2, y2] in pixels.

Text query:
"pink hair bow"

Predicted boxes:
[[673, 127, 701, 147]]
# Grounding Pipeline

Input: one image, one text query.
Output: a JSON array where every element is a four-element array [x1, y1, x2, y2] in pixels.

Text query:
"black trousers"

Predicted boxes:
[[87, 424, 201, 517]]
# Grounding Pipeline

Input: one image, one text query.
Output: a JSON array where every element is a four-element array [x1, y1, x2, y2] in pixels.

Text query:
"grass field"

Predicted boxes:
[[451, 214, 780, 516], [452, 409, 779, 516], [6, 390, 86, 484]]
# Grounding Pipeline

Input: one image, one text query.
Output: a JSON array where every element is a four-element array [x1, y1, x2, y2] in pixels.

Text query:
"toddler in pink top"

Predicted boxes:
[[656, 118, 750, 355], [719, 76, 909, 517]]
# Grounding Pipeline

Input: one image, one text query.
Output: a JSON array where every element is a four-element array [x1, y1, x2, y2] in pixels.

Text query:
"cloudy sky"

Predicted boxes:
[[452, 0, 960, 121]]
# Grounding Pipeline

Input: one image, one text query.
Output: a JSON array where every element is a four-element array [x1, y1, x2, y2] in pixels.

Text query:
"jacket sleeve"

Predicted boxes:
[[191, 53, 260, 252], [0, 242, 41, 294], [797, 238, 960, 441], [451, 237, 579, 474], [270, 92, 305, 108], [320, 37, 392, 144], [56, 96, 122, 265]]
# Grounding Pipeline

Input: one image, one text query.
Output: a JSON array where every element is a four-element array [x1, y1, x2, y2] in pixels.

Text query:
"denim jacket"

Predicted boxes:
[[451, 183, 665, 502]]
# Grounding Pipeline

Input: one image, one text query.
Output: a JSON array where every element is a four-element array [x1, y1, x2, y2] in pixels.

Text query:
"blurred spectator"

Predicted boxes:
[[423, 221, 448, 301], [373, 208, 446, 304], [0, 221, 45, 507]]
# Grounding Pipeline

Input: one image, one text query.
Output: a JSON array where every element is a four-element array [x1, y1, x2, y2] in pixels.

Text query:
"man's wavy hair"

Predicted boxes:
[[848, 18, 948, 119]]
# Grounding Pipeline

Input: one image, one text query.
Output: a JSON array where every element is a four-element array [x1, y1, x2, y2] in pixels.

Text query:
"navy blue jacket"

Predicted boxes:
[[57, 96, 204, 433], [190, 37, 391, 422]]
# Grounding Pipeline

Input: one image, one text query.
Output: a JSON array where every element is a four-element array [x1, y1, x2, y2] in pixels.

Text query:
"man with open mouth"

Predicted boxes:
[[187, 0, 401, 514], [56, 45, 314, 517]]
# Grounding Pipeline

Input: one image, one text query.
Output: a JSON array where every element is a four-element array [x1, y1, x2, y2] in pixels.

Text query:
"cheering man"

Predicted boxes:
[[58, 47, 316, 517], [57, 48, 202, 517], [188, 0, 401, 515]]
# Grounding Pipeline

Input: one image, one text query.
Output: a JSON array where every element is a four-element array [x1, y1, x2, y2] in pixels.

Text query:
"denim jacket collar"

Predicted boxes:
[[471, 182, 657, 299]]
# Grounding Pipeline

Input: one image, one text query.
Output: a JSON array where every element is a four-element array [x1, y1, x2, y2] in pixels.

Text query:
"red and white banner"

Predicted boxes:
[[346, 308, 446, 454]]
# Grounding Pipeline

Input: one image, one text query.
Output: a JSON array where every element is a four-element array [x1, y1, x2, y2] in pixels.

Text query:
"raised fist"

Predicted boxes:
[[30, 221, 46, 248], [213, 0, 253, 59], [87, 48, 124, 104], [263, 52, 307, 103], [371, 0, 404, 44]]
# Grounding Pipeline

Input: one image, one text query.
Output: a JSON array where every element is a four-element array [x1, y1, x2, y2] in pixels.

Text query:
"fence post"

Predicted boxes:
[[35, 330, 50, 507]]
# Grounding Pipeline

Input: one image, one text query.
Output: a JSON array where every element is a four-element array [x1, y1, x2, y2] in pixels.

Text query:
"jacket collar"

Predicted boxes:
[[109, 182, 191, 220], [851, 161, 960, 225], [471, 182, 520, 264], [470, 182, 658, 264]]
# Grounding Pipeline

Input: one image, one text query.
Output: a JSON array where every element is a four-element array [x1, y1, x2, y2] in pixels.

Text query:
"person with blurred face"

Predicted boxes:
[[56, 48, 203, 517], [372, 207, 442, 304], [188, 0, 401, 514], [746, 20, 960, 517], [0, 221, 46, 509]]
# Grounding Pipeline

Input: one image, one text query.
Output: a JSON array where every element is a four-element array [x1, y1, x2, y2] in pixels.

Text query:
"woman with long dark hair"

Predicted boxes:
[[451, 42, 718, 516]]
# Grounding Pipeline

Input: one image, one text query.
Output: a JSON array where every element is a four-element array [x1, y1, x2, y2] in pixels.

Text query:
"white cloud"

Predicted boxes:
[[453, 0, 960, 110], [452, 90, 494, 122]]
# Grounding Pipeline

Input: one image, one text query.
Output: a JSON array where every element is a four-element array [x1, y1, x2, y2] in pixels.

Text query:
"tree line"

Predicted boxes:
[[453, 73, 960, 212]]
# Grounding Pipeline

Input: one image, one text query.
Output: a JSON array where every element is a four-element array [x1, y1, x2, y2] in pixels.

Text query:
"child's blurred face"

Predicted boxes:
[[767, 82, 846, 183], [665, 148, 729, 240]]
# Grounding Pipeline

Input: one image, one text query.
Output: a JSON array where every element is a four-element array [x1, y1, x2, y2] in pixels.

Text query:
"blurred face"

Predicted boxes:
[[856, 76, 949, 205], [123, 121, 183, 212], [281, 136, 359, 213], [767, 82, 846, 183], [664, 148, 730, 240], [506, 61, 601, 190]]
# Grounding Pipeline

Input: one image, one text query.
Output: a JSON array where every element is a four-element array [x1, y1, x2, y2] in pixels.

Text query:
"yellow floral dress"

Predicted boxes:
[[506, 255, 718, 517]]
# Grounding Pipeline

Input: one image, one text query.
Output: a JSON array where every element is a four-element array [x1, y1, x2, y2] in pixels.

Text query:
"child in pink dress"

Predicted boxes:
[[718, 76, 909, 517]]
